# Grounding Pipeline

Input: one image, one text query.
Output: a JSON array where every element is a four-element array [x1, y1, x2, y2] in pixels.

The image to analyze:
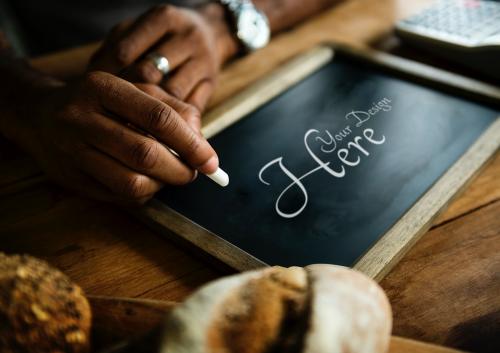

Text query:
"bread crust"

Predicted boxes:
[[160, 265, 392, 353], [0, 253, 91, 353]]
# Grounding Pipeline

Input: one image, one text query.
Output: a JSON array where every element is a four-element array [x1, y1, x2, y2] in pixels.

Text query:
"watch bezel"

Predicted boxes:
[[223, 0, 271, 52]]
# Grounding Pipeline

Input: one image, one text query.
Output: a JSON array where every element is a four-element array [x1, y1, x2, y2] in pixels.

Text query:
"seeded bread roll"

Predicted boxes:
[[160, 265, 391, 353], [0, 253, 91, 353]]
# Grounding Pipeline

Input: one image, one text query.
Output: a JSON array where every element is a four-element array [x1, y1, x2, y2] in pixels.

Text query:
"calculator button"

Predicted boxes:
[[399, 0, 500, 46]]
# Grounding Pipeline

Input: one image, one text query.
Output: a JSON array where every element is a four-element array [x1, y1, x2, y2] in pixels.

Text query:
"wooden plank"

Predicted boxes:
[[136, 201, 267, 272], [89, 295, 176, 350], [389, 337, 466, 353], [30, 42, 100, 80], [202, 46, 333, 138], [0, 139, 41, 189], [0, 191, 221, 301], [381, 200, 500, 353], [433, 152, 500, 226], [354, 118, 500, 280], [0, 181, 58, 228], [88, 296, 465, 353]]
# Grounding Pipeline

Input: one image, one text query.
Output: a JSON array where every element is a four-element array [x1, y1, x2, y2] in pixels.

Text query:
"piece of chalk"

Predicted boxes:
[[206, 167, 229, 187]]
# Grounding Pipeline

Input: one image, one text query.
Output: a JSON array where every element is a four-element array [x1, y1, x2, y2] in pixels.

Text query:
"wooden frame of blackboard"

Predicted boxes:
[[135, 44, 500, 281]]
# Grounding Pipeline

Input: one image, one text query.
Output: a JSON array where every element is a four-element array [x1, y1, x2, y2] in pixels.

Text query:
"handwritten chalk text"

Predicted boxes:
[[258, 98, 391, 218]]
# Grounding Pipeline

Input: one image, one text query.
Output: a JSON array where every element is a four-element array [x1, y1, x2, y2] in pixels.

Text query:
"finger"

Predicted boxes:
[[81, 112, 196, 185], [49, 167, 127, 204], [49, 167, 154, 205], [94, 74, 218, 173], [186, 79, 215, 113], [131, 33, 194, 83], [74, 171, 154, 205], [162, 58, 212, 100], [108, 19, 134, 41], [76, 144, 163, 201], [90, 5, 191, 73], [89, 20, 133, 70], [157, 93, 202, 134], [135, 84, 202, 133]]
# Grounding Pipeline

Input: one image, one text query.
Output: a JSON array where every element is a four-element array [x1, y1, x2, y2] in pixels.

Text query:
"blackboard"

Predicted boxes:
[[142, 46, 500, 279]]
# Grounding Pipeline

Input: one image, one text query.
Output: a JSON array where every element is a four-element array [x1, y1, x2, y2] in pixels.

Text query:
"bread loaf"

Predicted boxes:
[[0, 253, 91, 353], [160, 265, 391, 353]]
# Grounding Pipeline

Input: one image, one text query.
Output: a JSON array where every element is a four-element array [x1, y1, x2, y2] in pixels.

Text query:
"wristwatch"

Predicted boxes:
[[218, 0, 271, 52]]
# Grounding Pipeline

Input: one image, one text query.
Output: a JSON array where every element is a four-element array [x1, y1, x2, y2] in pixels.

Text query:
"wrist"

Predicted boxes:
[[197, 3, 240, 65]]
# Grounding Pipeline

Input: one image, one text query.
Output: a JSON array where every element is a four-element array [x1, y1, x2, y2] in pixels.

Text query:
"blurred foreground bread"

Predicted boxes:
[[0, 252, 91, 353], [161, 264, 392, 353]]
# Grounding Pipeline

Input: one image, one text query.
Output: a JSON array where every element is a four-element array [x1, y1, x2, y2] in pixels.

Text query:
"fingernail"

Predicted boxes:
[[198, 155, 219, 174], [191, 170, 199, 182]]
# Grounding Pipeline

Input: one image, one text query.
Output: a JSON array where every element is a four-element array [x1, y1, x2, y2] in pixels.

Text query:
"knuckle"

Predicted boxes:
[[85, 71, 104, 87], [131, 140, 160, 170], [84, 71, 113, 94], [178, 103, 201, 124], [138, 62, 160, 82], [200, 58, 217, 76], [154, 4, 174, 18], [146, 103, 177, 134], [136, 83, 158, 96], [173, 172, 195, 186], [189, 28, 203, 41], [121, 174, 148, 199], [59, 104, 81, 123], [114, 40, 135, 66], [185, 131, 202, 157], [130, 194, 153, 206], [192, 60, 208, 75], [184, 105, 201, 121], [165, 83, 184, 99]]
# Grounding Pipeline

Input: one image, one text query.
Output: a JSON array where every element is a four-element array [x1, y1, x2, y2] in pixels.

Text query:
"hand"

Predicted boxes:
[[15, 71, 218, 204], [89, 4, 239, 112]]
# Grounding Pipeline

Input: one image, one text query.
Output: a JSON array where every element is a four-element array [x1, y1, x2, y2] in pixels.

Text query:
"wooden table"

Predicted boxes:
[[1, 1, 498, 352]]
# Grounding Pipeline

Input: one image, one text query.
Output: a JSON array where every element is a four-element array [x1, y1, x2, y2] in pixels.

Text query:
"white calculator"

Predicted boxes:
[[396, 0, 500, 80]]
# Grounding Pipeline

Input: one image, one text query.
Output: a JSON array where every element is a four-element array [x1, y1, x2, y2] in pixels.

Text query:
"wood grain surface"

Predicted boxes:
[[381, 201, 500, 353], [1, 1, 499, 352]]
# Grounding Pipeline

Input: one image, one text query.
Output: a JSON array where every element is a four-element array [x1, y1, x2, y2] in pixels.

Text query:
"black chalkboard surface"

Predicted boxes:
[[153, 47, 499, 274]]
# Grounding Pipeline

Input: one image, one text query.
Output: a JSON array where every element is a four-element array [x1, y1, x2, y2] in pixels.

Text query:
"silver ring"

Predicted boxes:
[[147, 52, 170, 76]]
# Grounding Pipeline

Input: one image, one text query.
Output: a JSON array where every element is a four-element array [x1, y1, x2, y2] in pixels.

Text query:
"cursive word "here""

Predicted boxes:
[[259, 127, 386, 218]]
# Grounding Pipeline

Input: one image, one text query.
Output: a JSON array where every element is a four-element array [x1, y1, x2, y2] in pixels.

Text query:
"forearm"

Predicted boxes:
[[199, 0, 341, 64], [0, 33, 63, 146], [254, 0, 340, 33]]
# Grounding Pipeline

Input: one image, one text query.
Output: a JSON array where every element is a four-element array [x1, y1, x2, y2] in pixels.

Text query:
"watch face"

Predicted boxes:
[[237, 4, 270, 51]]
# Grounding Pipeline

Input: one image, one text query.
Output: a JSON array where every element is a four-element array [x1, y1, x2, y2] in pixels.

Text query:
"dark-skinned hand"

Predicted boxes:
[[89, 4, 238, 112], [16, 71, 218, 204]]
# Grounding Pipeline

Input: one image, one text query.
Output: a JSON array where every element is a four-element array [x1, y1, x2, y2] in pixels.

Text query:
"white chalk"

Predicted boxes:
[[166, 146, 229, 187], [206, 167, 229, 187]]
